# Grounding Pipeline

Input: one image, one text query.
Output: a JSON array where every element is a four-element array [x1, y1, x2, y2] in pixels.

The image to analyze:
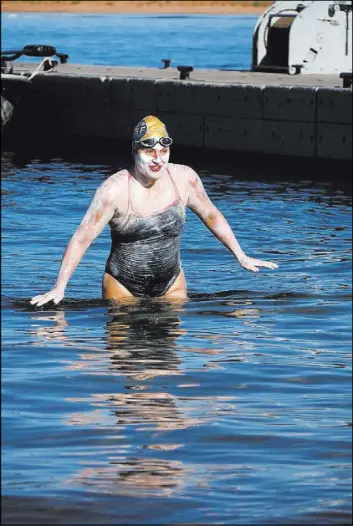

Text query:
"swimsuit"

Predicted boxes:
[[105, 169, 186, 297]]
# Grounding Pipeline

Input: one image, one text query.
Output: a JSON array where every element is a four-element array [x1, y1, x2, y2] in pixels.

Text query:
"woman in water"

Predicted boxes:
[[31, 115, 278, 307]]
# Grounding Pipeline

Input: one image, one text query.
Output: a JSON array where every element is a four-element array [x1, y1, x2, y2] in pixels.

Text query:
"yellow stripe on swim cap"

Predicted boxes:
[[133, 115, 168, 143]]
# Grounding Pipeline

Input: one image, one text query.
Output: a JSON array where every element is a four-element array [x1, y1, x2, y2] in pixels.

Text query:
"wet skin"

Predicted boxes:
[[30, 144, 278, 307]]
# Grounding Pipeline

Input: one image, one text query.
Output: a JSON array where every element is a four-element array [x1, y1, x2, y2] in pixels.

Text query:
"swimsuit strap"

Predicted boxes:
[[127, 171, 134, 214], [117, 171, 133, 229], [167, 168, 182, 203]]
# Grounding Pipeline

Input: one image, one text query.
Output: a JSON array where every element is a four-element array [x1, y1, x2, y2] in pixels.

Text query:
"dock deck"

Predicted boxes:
[[15, 62, 347, 88]]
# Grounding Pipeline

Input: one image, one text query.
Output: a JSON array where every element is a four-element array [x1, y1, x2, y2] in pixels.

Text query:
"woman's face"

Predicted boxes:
[[134, 143, 170, 180]]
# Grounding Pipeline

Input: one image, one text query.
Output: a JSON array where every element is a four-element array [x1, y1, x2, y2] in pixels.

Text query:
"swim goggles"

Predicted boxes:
[[136, 136, 173, 148]]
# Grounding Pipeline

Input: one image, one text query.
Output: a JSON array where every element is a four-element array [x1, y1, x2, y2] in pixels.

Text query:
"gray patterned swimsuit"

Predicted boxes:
[[105, 170, 186, 297]]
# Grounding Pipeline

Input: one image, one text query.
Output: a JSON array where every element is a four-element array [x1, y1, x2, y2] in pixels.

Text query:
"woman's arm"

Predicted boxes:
[[186, 168, 278, 272], [30, 177, 118, 306]]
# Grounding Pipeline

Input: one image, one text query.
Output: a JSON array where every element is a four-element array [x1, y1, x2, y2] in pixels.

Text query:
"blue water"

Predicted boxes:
[[1, 13, 352, 525], [1, 12, 255, 69]]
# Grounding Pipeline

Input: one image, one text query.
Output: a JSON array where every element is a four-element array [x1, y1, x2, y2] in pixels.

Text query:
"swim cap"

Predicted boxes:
[[132, 115, 169, 152]]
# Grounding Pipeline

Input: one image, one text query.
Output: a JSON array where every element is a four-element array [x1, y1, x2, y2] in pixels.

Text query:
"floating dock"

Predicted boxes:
[[5, 63, 352, 161]]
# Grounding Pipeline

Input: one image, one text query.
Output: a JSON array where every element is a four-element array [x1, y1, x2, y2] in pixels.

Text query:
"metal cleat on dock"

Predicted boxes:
[[340, 72, 353, 88], [177, 66, 193, 80]]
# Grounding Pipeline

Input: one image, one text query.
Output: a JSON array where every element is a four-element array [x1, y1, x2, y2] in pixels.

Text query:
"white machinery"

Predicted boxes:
[[252, 0, 352, 74]]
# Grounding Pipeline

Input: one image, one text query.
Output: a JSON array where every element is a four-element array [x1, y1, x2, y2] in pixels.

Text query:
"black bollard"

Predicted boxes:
[[340, 72, 352, 88], [177, 66, 193, 80]]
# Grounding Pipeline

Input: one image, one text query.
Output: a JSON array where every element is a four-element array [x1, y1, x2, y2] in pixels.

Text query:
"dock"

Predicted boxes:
[[4, 63, 352, 161]]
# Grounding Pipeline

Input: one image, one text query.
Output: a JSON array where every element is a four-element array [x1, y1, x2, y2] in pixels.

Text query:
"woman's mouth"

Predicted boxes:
[[149, 164, 163, 172]]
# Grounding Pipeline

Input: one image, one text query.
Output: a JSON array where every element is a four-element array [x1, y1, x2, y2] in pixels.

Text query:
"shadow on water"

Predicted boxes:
[[5, 291, 243, 312], [2, 286, 342, 313], [2, 138, 352, 193]]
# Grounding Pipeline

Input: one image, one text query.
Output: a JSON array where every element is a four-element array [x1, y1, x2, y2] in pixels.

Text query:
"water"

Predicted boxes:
[[1, 13, 352, 526], [1, 12, 255, 69]]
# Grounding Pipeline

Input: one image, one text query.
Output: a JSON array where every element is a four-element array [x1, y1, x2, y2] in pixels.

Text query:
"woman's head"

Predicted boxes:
[[132, 115, 172, 180]]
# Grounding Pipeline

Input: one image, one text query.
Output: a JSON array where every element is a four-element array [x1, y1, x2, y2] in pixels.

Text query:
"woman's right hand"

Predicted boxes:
[[30, 286, 65, 307]]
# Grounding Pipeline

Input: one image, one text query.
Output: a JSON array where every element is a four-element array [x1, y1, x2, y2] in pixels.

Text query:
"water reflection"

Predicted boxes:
[[29, 301, 203, 495], [70, 456, 187, 497], [29, 299, 189, 383], [29, 310, 69, 343], [106, 299, 186, 381]]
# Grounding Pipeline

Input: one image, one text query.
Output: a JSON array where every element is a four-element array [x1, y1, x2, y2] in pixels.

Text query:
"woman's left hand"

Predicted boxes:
[[239, 255, 279, 273]]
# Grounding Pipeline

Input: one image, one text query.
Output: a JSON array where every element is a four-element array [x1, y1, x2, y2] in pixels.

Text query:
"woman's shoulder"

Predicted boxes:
[[109, 168, 130, 181], [168, 163, 196, 179], [103, 169, 130, 189], [94, 170, 129, 205]]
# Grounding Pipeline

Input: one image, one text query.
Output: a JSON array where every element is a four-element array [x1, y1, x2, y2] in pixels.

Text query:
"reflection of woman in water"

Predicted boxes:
[[29, 304, 192, 495], [31, 115, 278, 307], [107, 299, 185, 380], [30, 303, 197, 430]]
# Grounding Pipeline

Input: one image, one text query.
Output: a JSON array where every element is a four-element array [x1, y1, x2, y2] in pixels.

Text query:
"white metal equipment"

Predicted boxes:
[[252, 0, 352, 74]]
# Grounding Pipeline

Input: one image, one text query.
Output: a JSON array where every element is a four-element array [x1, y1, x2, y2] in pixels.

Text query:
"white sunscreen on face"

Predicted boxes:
[[134, 143, 170, 179]]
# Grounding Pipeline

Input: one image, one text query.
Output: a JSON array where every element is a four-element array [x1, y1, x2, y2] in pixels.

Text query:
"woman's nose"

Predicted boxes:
[[152, 150, 161, 162]]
